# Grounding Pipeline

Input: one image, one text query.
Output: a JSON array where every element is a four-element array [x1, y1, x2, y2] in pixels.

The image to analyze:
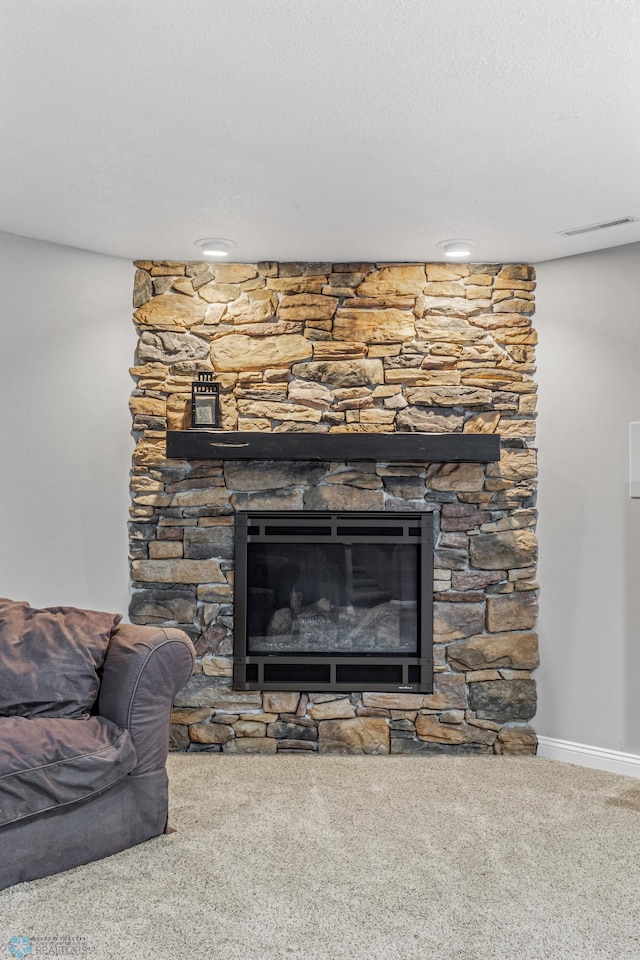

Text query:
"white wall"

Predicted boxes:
[[0, 231, 135, 615], [535, 241, 640, 755]]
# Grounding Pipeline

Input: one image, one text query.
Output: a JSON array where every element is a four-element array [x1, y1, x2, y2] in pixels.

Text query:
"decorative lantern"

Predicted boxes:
[[191, 373, 220, 428]]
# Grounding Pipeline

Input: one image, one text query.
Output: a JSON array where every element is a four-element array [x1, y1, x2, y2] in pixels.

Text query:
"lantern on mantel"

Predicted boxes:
[[191, 372, 220, 429]]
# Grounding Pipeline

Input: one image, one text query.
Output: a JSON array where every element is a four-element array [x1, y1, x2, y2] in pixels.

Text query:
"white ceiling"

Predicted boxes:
[[2, 0, 640, 264]]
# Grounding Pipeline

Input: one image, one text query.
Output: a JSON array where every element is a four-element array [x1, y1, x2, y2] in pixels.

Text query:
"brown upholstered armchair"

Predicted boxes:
[[0, 601, 195, 890]]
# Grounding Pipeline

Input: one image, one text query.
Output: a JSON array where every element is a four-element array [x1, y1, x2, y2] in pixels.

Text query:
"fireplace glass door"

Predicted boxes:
[[233, 511, 433, 693]]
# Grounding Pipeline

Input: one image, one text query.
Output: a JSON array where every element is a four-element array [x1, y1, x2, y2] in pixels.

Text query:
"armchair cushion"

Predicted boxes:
[[0, 599, 121, 719], [0, 715, 137, 828]]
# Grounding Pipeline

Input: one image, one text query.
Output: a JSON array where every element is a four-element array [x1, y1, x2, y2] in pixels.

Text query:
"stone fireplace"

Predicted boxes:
[[129, 260, 539, 755]]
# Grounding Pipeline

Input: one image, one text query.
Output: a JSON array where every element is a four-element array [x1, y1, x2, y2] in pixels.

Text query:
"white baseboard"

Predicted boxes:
[[536, 735, 640, 779]]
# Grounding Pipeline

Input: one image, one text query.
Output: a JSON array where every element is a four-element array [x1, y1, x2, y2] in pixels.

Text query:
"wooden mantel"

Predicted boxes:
[[166, 430, 500, 462]]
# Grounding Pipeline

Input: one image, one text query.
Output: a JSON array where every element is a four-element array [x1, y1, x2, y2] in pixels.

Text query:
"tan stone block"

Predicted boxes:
[[487, 448, 537, 481], [236, 399, 322, 422], [130, 362, 169, 379], [234, 720, 267, 737], [277, 294, 338, 321], [421, 673, 466, 710], [372, 385, 402, 398], [131, 559, 224, 583], [150, 262, 187, 276], [519, 394, 537, 414], [362, 692, 425, 710], [133, 437, 165, 466], [415, 315, 491, 342], [169, 487, 230, 508], [224, 737, 277, 754], [334, 308, 415, 343], [359, 408, 396, 424], [172, 278, 196, 296], [288, 380, 333, 407], [197, 282, 240, 304], [415, 715, 496, 745], [304, 320, 333, 332], [347, 297, 415, 310], [426, 462, 485, 492], [148, 541, 183, 559], [423, 281, 466, 297], [478, 512, 535, 535], [498, 265, 535, 281], [171, 707, 212, 724], [464, 412, 501, 434], [464, 274, 494, 286], [211, 334, 312, 372], [384, 393, 408, 410], [469, 312, 531, 330], [322, 286, 357, 298], [395, 409, 464, 433], [465, 285, 493, 299], [382, 370, 431, 385], [266, 277, 327, 294], [332, 397, 371, 413], [494, 277, 536, 291], [493, 299, 535, 314], [405, 385, 492, 407], [211, 321, 303, 339], [190, 721, 234, 744], [492, 328, 538, 346], [212, 263, 258, 284], [223, 290, 277, 324], [367, 344, 403, 358], [495, 723, 537, 755], [312, 341, 366, 360], [129, 396, 167, 417], [492, 289, 517, 304], [235, 418, 273, 432], [417, 296, 491, 317], [499, 419, 536, 438], [356, 264, 426, 297], [134, 294, 207, 329], [309, 698, 356, 721], [426, 264, 469, 280], [466, 669, 502, 682], [202, 656, 233, 677], [263, 692, 300, 714], [318, 717, 390, 754]]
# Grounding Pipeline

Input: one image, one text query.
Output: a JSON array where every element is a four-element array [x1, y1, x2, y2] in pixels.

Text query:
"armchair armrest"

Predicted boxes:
[[97, 623, 195, 774]]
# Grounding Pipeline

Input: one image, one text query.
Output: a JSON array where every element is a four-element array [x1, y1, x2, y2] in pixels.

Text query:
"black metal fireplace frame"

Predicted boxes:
[[233, 511, 434, 693]]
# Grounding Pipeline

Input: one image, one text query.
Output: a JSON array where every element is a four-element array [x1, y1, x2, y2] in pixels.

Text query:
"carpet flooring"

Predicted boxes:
[[1, 755, 640, 960]]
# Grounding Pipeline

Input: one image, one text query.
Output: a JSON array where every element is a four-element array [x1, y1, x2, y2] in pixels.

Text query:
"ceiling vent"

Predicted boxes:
[[559, 216, 639, 237]]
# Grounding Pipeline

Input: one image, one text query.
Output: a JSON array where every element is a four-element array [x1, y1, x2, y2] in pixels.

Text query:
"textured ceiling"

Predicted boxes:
[[2, 0, 640, 263]]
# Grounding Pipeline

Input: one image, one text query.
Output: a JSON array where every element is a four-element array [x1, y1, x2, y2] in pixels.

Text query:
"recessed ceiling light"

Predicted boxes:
[[437, 239, 476, 261], [195, 238, 236, 258]]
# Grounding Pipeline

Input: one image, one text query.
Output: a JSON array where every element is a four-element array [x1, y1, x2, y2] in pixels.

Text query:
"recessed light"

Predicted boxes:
[[195, 238, 236, 258], [437, 239, 476, 261]]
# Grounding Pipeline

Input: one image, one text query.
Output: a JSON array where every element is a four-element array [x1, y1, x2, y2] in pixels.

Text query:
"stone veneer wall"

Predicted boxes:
[[129, 260, 539, 756]]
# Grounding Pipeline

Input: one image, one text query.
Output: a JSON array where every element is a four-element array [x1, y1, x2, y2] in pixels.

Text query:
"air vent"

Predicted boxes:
[[559, 216, 639, 237]]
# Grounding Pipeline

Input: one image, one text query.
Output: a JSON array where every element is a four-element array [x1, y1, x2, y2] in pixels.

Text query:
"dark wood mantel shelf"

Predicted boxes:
[[166, 430, 500, 463]]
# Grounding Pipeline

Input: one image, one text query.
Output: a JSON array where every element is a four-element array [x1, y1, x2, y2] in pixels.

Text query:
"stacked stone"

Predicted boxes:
[[129, 260, 538, 756]]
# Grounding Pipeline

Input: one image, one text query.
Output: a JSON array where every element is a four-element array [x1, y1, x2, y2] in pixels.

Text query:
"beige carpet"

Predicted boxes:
[[1, 755, 640, 960]]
